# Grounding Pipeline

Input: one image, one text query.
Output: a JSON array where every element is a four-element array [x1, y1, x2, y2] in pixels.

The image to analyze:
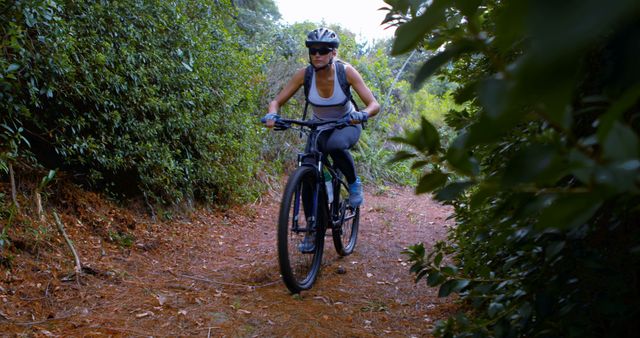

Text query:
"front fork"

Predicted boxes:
[[292, 153, 323, 234]]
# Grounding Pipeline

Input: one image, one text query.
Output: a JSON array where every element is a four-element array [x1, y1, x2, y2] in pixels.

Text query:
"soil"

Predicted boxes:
[[0, 181, 456, 337]]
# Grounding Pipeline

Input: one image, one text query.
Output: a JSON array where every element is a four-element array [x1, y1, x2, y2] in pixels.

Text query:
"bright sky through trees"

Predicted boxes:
[[273, 0, 396, 43]]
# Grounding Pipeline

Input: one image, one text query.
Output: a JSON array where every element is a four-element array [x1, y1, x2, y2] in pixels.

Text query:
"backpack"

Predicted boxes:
[[301, 60, 360, 121]]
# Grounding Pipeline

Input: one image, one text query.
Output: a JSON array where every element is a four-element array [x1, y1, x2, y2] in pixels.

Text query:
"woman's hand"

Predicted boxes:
[[262, 113, 281, 128], [338, 111, 368, 125]]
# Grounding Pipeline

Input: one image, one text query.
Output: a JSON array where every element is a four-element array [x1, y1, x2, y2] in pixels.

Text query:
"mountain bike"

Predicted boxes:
[[265, 117, 360, 293]]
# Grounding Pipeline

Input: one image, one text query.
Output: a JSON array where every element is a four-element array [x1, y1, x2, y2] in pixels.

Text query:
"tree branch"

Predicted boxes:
[[8, 163, 19, 211], [53, 211, 82, 274]]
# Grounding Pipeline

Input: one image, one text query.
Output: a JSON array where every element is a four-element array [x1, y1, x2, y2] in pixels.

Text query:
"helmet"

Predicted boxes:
[[305, 28, 340, 48]]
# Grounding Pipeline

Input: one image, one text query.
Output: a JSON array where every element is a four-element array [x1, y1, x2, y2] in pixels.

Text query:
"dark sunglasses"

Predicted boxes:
[[308, 47, 334, 56]]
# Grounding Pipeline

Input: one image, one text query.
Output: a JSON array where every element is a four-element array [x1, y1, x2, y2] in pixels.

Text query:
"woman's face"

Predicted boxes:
[[308, 44, 336, 68]]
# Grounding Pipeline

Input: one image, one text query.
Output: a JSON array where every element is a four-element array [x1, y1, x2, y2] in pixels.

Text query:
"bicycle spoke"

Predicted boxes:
[[332, 182, 359, 256]]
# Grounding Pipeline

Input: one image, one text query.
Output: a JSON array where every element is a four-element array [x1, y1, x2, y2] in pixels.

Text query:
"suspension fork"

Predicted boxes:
[[292, 157, 324, 234], [292, 127, 326, 233]]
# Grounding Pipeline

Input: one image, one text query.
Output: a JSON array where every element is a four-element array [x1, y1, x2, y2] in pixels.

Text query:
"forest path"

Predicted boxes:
[[0, 185, 456, 337]]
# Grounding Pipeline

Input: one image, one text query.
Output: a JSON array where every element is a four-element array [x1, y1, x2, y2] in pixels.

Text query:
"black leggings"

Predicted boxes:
[[317, 124, 362, 184], [300, 125, 362, 223]]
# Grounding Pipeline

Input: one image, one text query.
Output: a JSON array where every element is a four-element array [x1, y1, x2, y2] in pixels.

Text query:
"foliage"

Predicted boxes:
[[347, 39, 461, 186], [1, 0, 264, 204], [386, 0, 640, 336]]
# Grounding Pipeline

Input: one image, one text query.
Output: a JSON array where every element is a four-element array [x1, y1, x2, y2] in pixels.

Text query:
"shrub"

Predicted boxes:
[[1, 0, 264, 204], [386, 0, 640, 336]]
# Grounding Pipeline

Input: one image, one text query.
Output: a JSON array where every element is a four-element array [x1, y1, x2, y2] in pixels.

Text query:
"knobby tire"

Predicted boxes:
[[332, 181, 360, 256], [277, 166, 326, 293]]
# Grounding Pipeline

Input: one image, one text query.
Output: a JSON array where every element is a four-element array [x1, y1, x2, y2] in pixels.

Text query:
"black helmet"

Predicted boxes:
[[305, 28, 340, 48]]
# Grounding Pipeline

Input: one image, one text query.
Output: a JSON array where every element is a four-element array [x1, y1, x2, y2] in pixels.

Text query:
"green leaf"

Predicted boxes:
[[416, 268, 429, 282], [441, 265, 458, 276], [535, 194, 604, 231], [597, 84, 640, 140], [6, 64, 20, 73], [403, 243, 425, 257], [387, 150, 416, 164], [391, 0, 453, 55], [389, 136, 411, 146], [405, 117, 441, 153], [418, 116, 441, 153], [567, 149, 596, 183], [445, 132, 479, 176], [601, 122, 639, 162], [452, 279, 470, 292], [427, 271, 446, 286], [434, 252, 443, 266], [545, 241, 565, 260], [181, 61, 193, 72], [488, 302, 505, 318], [413, 41, 473, 90], [438, 279, 457, 297], [416, 171, 448, 194], [470, 183, 499, 208], [502, 144, 566, 186], [437, 279, 469, 296], [410, 160, 429, 170], [478, 78, 508, 120], [434, 180, 474, 201], [394, 117, 441, 154]]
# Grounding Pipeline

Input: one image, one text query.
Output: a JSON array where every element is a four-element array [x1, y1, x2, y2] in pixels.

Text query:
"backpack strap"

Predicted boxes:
[[303, 65, 314, 100], [335, 61, 360, 111], [336, 61, 366, 129], [302, 65, 314, 121]]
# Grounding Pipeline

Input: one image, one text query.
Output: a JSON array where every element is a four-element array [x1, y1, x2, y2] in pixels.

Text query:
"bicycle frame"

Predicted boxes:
[[271, 117, 361, 292], [275, 118, 349, 233]]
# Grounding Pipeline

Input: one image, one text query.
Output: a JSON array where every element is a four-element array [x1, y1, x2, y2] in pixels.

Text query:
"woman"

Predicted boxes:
[[263, 27, 380, 210]]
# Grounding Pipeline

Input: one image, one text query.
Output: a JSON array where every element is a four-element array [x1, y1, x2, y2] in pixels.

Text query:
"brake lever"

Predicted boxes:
[[274, 120, 290, 130]]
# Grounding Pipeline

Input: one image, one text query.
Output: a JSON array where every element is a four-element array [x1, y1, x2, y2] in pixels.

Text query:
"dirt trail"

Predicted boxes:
[[0, 185, 456, 337]]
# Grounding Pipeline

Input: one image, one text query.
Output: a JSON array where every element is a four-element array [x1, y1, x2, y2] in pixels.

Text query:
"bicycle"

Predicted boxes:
[[264, 117, 360, 293]]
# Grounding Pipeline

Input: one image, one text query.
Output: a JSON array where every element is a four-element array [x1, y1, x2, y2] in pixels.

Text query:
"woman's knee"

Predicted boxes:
[[327, 129, 360, 150], [325, 140, 350, 152]]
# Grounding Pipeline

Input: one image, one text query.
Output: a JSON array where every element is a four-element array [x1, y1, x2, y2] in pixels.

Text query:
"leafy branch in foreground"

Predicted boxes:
[[385, 0, 640, 336]]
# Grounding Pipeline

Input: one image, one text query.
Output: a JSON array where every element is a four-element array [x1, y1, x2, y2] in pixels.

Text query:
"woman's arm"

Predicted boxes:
[[345, 65, 380, 119], [267, 68, 306, 113]]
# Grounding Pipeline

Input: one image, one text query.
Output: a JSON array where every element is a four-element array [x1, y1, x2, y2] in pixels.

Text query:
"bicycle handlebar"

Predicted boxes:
[[260, 117, 349, 130]]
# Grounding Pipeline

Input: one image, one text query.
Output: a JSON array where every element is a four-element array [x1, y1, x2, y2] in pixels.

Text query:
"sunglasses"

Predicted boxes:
[[308, 47, 334, 56]]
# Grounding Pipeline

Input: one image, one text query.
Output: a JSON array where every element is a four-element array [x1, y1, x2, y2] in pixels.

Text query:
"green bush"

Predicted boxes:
[[1, 0, 264, 204], [386, 0, 640, 336]]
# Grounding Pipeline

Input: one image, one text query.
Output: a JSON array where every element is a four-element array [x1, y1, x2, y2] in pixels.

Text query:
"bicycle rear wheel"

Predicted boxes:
[[332, 179, 360, 256], [277, 166, 326, 293]]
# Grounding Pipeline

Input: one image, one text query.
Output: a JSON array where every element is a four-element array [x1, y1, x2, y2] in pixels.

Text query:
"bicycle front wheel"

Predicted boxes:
[[277, 166, 325, 293], [332, 181, 360, 256]]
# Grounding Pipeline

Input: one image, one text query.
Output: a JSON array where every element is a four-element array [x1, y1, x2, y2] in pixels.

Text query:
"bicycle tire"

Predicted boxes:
[[332, 180, 360, 256], [277, 166, 326, 293]]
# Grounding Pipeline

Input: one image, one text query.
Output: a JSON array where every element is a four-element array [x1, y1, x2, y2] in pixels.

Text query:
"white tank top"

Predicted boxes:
[[308, 67, 356, 122]]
